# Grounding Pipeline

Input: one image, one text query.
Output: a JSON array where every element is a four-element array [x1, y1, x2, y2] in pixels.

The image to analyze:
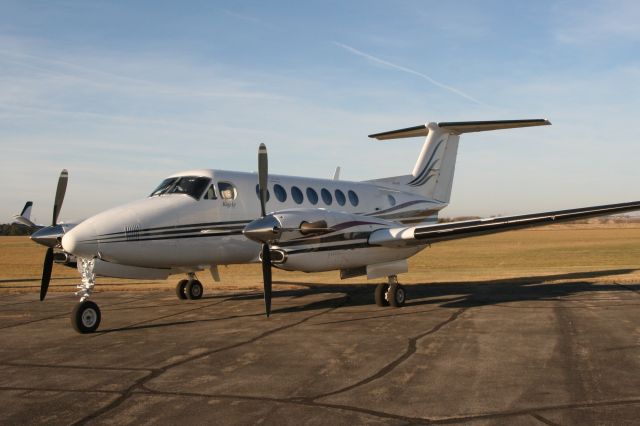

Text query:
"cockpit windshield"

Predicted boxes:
[[149, 176, 211, 199], [150, 178, 177, 197]]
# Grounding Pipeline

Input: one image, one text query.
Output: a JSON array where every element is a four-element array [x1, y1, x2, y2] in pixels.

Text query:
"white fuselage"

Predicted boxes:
[[62, 169, 444, 276]]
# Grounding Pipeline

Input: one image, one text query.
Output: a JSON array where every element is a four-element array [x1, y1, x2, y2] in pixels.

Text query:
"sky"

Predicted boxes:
[[1, 0, 639, 223]]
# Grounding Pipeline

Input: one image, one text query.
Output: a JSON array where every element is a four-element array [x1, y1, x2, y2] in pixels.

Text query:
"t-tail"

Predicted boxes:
[[12, 201, 38, 228], [368, 119, 551, 204]]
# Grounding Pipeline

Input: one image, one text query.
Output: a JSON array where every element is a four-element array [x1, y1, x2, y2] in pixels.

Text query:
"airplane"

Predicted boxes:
[[24, 119, 640, 334]]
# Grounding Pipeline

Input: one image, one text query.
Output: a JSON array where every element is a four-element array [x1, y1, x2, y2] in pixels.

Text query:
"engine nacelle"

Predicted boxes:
[[245, 209, 423, 273], [244, 208, 389, 244]]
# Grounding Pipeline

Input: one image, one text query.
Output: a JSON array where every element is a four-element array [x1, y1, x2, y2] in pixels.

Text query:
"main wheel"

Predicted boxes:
[[71, 300, 101, 334], [387, 283, 406, 307], [186, 280, 203, 300], [176, 279, 188, 300], [375, 283, 390, 307]]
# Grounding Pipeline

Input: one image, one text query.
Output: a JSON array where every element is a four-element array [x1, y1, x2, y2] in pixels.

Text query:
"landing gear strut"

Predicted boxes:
[[71, 258, 101, 334], [375, 275, 406, 308], [176, 273, 203, 300]]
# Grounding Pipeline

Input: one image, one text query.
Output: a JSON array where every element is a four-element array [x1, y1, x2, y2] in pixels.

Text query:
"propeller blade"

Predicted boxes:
[[40, 247, 54, 301], [258, 144, 268, 217], [261, 243, 272, 316], [52, 169, 68, 226]]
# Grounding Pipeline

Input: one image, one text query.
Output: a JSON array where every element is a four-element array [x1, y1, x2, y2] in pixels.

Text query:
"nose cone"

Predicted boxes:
[[61, 220, 99, 258], [243, 215, 282, 243], [31, 225, 65, 248]]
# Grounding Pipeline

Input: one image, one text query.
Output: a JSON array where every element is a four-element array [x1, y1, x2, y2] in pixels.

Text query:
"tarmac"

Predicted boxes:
[[1, 272, 640, 425]]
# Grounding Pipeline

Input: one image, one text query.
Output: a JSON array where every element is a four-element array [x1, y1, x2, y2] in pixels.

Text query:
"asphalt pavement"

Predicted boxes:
[[1, 272, 639, 425]]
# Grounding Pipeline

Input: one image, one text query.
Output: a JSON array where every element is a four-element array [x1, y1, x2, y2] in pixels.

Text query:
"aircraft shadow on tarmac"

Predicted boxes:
[[95, 268, 639, 333], [205, 267, 640, 313], [269, 268, 640, 310]]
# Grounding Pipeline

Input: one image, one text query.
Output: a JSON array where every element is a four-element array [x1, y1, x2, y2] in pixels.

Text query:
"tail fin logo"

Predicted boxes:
[[407, 139, 445, 187]]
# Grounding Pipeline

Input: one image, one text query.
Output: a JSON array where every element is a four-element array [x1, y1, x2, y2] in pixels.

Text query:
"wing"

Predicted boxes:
[[369, 201, 640, 247]]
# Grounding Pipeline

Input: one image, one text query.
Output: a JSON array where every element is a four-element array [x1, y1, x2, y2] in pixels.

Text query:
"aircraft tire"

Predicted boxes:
[[71, 300, 101, 334], [186, 280, 203, 300], [176, 280, 189, 300], [388, 283, 406, 308], [375, 283, 390, 307]]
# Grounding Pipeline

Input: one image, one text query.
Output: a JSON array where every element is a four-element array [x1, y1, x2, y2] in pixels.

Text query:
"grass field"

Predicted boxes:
[[2, 224, 640, 295]]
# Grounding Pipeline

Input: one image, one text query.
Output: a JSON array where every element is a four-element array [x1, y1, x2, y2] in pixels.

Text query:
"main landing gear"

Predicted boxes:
[[176, 273, 204, 300], [375, 275, 407, 308]]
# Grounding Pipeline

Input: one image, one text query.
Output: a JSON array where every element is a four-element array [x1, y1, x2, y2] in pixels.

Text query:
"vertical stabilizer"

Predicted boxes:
[[12, 201, 37, 228], [368, 119, 550, 204], [405, 123, 459, 203]]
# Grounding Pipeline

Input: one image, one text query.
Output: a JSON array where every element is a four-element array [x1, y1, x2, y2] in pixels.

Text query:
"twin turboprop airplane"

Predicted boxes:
[[25, 119, 640, 334]]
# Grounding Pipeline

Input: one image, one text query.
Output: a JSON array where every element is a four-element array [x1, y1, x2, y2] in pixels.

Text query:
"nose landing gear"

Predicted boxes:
[[71, 258, 101, 334], [176, 273, 203, 300]]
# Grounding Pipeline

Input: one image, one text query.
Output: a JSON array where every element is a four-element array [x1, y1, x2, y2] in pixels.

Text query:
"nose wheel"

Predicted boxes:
[[71, 300, 101, 334]]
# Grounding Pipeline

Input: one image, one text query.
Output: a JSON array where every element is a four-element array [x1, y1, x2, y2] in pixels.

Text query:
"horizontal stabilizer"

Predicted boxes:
[[369, 119, 550, 140]]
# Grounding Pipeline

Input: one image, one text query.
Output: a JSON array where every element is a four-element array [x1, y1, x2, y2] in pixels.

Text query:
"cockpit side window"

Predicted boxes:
[[202, 184, 217, 200], [218, 181, 237, 200], [150, 178, 178, 197], [167, 176, 211, 199]]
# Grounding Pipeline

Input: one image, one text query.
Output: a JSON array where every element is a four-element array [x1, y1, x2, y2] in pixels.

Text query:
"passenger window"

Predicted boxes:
[[217, 182, 237, 200], [321, 188, 332, 205], [203, 184, 217, 200], [306, 187, 318, 205], [291, 186, 304, 204], [335, 189, 346, 206], [388, 194, 396, 206], [274, 184, 287, 202], [348, 190, 359, 206], [255, 184, 271, 202]]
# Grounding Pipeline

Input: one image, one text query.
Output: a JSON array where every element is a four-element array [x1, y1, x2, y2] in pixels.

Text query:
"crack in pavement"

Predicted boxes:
[[531, 413, 562, 425], [0, 386, 122, 395], [73, 387, 640, 425], [70, 293, 351, 425], [0, 362, 158, 373], [310, 307, 468, 400], [2, 382, 640, 425], [424, 398, 640, 424], [313, 306, 443, 325], [88, 297, 234, 337]]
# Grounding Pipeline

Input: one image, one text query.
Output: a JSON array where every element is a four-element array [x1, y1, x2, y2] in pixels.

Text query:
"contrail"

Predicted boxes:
[[334, 41, 487, 106]]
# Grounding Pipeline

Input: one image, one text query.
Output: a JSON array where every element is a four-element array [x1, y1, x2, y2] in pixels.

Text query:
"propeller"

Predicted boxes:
[[40, 169, 68, 301], [246, 145, 334, 316], [257, 144, 272, 316]]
